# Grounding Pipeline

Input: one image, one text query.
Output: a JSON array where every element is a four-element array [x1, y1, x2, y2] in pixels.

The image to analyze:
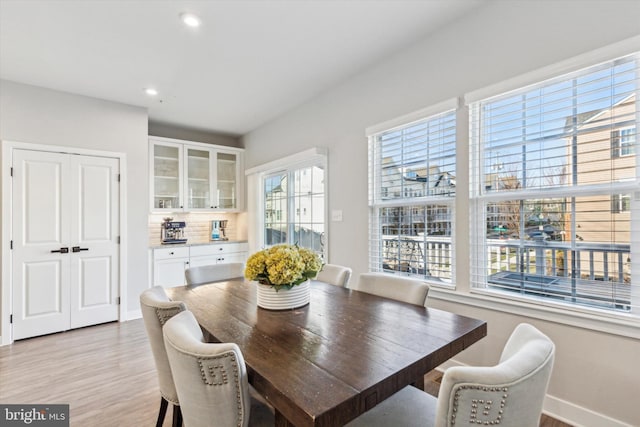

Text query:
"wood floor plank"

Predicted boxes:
[[0, 319, 572, 427]]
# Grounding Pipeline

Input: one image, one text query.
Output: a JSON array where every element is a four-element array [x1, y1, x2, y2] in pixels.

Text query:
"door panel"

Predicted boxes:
[[12, 150, 71, 339], [78, 163, 113, 241], [70, 155, 119, 328], [24, 260, 65, 317]]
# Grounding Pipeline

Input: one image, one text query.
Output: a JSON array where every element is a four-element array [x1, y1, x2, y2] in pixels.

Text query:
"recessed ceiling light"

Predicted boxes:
[[145, 88, 158, 96], [180, 12, 201, 28]]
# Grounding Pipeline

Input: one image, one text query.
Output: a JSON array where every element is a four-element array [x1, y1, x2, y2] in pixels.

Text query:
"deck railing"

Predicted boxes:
[[381, 235, 631, 310]]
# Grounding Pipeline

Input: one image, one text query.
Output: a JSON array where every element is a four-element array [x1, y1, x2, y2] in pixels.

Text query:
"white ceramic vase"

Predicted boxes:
[[256, 280, 310, 310]]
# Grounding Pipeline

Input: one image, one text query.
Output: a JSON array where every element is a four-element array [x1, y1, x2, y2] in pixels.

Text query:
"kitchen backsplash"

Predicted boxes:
[[149, 212, 244, 246]]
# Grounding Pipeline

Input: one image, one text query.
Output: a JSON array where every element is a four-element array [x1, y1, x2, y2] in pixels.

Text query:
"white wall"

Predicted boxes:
[[242, 1, 640, 425], [0, 80, 149, 321]]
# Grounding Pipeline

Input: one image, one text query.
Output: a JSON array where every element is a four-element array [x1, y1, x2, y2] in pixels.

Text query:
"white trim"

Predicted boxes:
[[464, 36, 640, 105], [435, 360, 632, 427], [477, 181, 640, 202], [428, 287, 640, 339], [245, 147, 327, 176], [148, 135, 245, 153], [365, 98, 458, 137], [1, 140, 128, 345], [1, 141, 13, 345]]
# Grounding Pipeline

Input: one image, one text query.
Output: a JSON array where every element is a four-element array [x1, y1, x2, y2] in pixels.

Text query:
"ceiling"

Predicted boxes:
[[0, 0, 485, 136]]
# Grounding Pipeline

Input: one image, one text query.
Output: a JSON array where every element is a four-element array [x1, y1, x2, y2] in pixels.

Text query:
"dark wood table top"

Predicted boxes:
[[167, 280, 487, 427]]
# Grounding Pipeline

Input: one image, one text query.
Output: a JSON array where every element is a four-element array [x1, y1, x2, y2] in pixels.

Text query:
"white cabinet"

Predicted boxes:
[[151, 243, 248, 287], [150, 136, 244, 212], [152, 247, 190, 287], [189, 243, 248, 266]]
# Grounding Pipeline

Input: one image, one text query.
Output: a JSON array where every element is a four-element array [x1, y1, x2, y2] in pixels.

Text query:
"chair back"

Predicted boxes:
[[316, 264, 352, 287], [139, 286, 186, 404], [185, 262, 244, 286], [163, 310, 252, 427], [435, 323, 555, 427], [354, 272, 429, 306]]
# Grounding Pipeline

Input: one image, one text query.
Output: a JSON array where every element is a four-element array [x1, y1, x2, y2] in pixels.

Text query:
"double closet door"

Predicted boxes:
[[11, 150, 120, 340]]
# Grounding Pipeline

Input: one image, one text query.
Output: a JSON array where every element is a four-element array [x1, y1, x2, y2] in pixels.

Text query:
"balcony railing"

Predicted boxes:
[[486, 239, 631, 310], [380, 235, 631, 311]]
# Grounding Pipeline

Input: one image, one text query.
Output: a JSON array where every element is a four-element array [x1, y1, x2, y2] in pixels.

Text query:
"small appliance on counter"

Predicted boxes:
[[161, 217, 188, 244], [210, 220, 228, 241]]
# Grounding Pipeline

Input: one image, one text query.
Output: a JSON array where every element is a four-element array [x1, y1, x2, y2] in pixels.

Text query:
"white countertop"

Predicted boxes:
[[150, 240, 248, 249]]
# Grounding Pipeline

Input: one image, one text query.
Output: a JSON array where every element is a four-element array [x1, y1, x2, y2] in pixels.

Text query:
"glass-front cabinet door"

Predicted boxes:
[[185, 148, 212, 210], [151, 142, 183, 210], [149, 137, 243, 212], [216, 151, 238, 209]]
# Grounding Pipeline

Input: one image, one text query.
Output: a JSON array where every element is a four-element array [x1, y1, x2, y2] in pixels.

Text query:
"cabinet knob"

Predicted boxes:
[[169, 251, 174, 255]]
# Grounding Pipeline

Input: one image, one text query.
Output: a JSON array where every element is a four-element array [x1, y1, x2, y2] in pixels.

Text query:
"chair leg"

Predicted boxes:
[[172, 405, 182, 427], [156, 397, 168, 427]]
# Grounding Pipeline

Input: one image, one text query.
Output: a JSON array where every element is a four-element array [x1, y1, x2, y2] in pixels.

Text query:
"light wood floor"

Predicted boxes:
[[1, 319, 572, 427]]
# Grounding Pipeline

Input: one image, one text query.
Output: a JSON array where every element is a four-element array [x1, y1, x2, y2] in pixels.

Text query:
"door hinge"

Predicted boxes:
[[10, 314, 13, 324], [10, 167, 13, 177], [117, 174, 121, 182], [10, 240, 13, 250], [116, 297, 121, 305], [117, 236, 120, 244]]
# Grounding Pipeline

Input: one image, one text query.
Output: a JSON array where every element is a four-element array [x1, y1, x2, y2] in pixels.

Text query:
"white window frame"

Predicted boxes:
[[466, 50, 640, 325], [367, 99, 458, 286], [246, 148, 328, 258]]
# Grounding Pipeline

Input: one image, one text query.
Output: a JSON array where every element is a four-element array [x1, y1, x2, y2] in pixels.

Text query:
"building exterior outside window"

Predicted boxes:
[[368, 109, 456, 282]]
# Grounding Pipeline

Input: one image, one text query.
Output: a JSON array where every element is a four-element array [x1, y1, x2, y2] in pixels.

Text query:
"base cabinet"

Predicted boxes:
[[152, 243, 248, 287], [152, 247, 190, 287]]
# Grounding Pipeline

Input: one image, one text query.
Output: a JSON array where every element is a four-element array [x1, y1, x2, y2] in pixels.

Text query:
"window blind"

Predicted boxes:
[[469, 53, 639, 314], [369, 109, 456, 283]]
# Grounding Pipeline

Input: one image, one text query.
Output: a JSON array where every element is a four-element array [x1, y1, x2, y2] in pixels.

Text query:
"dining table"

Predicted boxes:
[[167, 279, 487, 427]]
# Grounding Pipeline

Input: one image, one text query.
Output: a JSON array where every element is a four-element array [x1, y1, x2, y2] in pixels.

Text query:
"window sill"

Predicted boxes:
[[427, 286, 640, 339]]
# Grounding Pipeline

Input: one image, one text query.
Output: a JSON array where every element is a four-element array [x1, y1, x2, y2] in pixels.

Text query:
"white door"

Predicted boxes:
[[69, 155, 119, 328], [11, 150, 119, 339]]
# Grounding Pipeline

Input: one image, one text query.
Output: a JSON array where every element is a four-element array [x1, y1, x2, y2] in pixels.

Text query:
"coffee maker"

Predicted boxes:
[[210, 220, 228, 241], [161, 218, 188, 244]]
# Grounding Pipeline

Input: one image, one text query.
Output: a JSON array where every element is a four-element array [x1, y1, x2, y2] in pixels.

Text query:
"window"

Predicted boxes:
[[263, 164, 325, 254], [368, 106, 456, 283], [470, 53, 639, 313], [612, 194, 631, 214], [612, 126, 636, 157]]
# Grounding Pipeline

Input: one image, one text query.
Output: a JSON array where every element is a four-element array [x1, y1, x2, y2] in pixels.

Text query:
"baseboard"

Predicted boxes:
[[436, 359, 632, 427], [126, 309, 142, 321], [543, 395, 633, 427]]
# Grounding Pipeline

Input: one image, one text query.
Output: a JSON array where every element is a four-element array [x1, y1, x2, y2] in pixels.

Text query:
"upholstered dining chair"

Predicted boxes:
[[345, 323, 555, 427], [163, 310, 275, 427], [140, 286, 186, 427], [353, 272, 430, 306], [185, 262, 244, 286], [316, 263, 352, 287]]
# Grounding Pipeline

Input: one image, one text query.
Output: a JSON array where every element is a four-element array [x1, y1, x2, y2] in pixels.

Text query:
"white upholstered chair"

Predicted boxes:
[[316, 264, 352, 287], [345, 323, 555, 427], [353, 272, 430, 306], [140, 286, 186, 427], [163, 310, 274, 427], [185, 262, 244, 286]]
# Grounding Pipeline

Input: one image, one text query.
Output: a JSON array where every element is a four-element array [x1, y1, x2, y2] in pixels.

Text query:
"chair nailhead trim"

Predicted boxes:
[[450, 385, 508, 425], [197, 353, 243, 426], [155, 306, 184, 326]]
